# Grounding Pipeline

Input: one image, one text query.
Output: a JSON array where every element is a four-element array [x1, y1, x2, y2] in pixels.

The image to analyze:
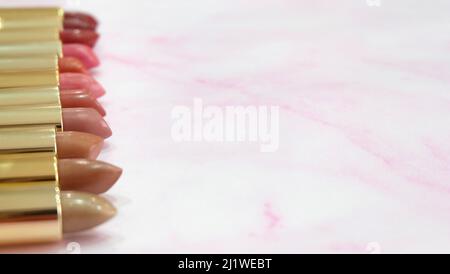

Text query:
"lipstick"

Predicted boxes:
[[56, 131, 104, 160], [60, 73, 105, 98], [0, 7, 121, 246], [60, 90, 106, 116], [58, 159, 122, 194], [0, 28, 100, 68], [64, 12, 98, 30], [60, 29, 99, 47], [59, 57, 88, 74], [0, 86, 105, 113], [0, 128, 118, 246], [61, 191, 116, 233], [62, 108, 112, 138], [0, 126, 120, 193], [62, 44, 100, 68]]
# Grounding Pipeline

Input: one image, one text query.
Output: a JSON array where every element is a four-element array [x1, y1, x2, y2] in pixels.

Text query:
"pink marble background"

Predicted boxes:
[[2, 0, 450, 253]]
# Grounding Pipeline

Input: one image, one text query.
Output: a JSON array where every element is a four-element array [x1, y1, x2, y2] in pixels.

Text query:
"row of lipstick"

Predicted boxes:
[[0, 10, 121, 241], [48, 12, 121, 234]]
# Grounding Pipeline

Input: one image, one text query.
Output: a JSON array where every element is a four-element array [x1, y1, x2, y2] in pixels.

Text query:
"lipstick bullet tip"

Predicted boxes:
[[61, 191, 117, 233], [88, 138, 104, 160]]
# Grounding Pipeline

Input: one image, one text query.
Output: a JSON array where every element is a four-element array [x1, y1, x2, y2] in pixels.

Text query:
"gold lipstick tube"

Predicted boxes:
[[0, 28, 60, 43], [0, 125, 58, 154], [0, 70, 59, 88], [0, 55, 59, 88], [0, 24, 62, 57], [0, 57, 62, 127], [0, 7, 64, 30], [0, 10, 65, 244], [0, 93, 63, 245], [0, 55, 58, 72], [0, 151, 62, 245], [0, 104, 63, 129], [0, 40, 62, 57], [0, 106, 63, 246], [0, 86, 60, 106]]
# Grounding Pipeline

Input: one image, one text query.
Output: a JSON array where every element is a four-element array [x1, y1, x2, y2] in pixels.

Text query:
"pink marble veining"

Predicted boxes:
[[1, 0, 450, 253]]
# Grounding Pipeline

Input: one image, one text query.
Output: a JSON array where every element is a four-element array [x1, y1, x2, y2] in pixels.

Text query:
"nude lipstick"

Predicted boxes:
[[58, 159, 122, 194], [56, 131, 104, 159], [61, 191, 116, 233]]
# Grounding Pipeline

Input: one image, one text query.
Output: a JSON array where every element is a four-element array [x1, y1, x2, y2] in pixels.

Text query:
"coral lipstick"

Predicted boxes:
[[59, 57, 88, 74]]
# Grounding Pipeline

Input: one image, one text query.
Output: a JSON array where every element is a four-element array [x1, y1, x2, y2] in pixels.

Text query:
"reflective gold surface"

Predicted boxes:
[[0, 182, 61, 244], [0, 87, 60, 106], [0, 86, 60, 106], [0, 55, 58, 72], [0, 70, 59, 88], [0, 7, 63, 30], [0, 152, 61, 245], [0, 125, 57, 154], [0, 152, 55, 182], [0, 28, 60, 43], [0, 40, 62, 57], [0, 104, 62, 128], [0, 6, 64, 245]]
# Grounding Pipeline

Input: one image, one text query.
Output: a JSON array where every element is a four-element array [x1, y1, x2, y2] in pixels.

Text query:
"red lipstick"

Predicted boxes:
[[64, 12, 98, 30], [60, 29, 99, 47]]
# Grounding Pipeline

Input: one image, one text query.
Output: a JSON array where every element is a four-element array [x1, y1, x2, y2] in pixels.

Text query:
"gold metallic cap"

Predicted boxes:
[[0, 152, 62, 245], [0, 27, 60, 43], [0, 152, 58, 182], [0, 55, 60, 88], [0, 7, 64, 30], [0, 125, 57, 154], [0, 104, 63, 129], [0, 40, 62, 57], [0, 55, 58, 72], [0, 69, 59, 88], [0, 6, 66, 246], [0, 86, 60, 107]]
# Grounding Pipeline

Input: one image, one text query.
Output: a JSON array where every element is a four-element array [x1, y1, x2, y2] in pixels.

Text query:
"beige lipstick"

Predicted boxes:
[[61, 191, 116, 233]]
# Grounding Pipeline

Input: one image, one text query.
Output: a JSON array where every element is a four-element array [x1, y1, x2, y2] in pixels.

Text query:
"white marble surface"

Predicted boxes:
[[2, 0, 450, 253]]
